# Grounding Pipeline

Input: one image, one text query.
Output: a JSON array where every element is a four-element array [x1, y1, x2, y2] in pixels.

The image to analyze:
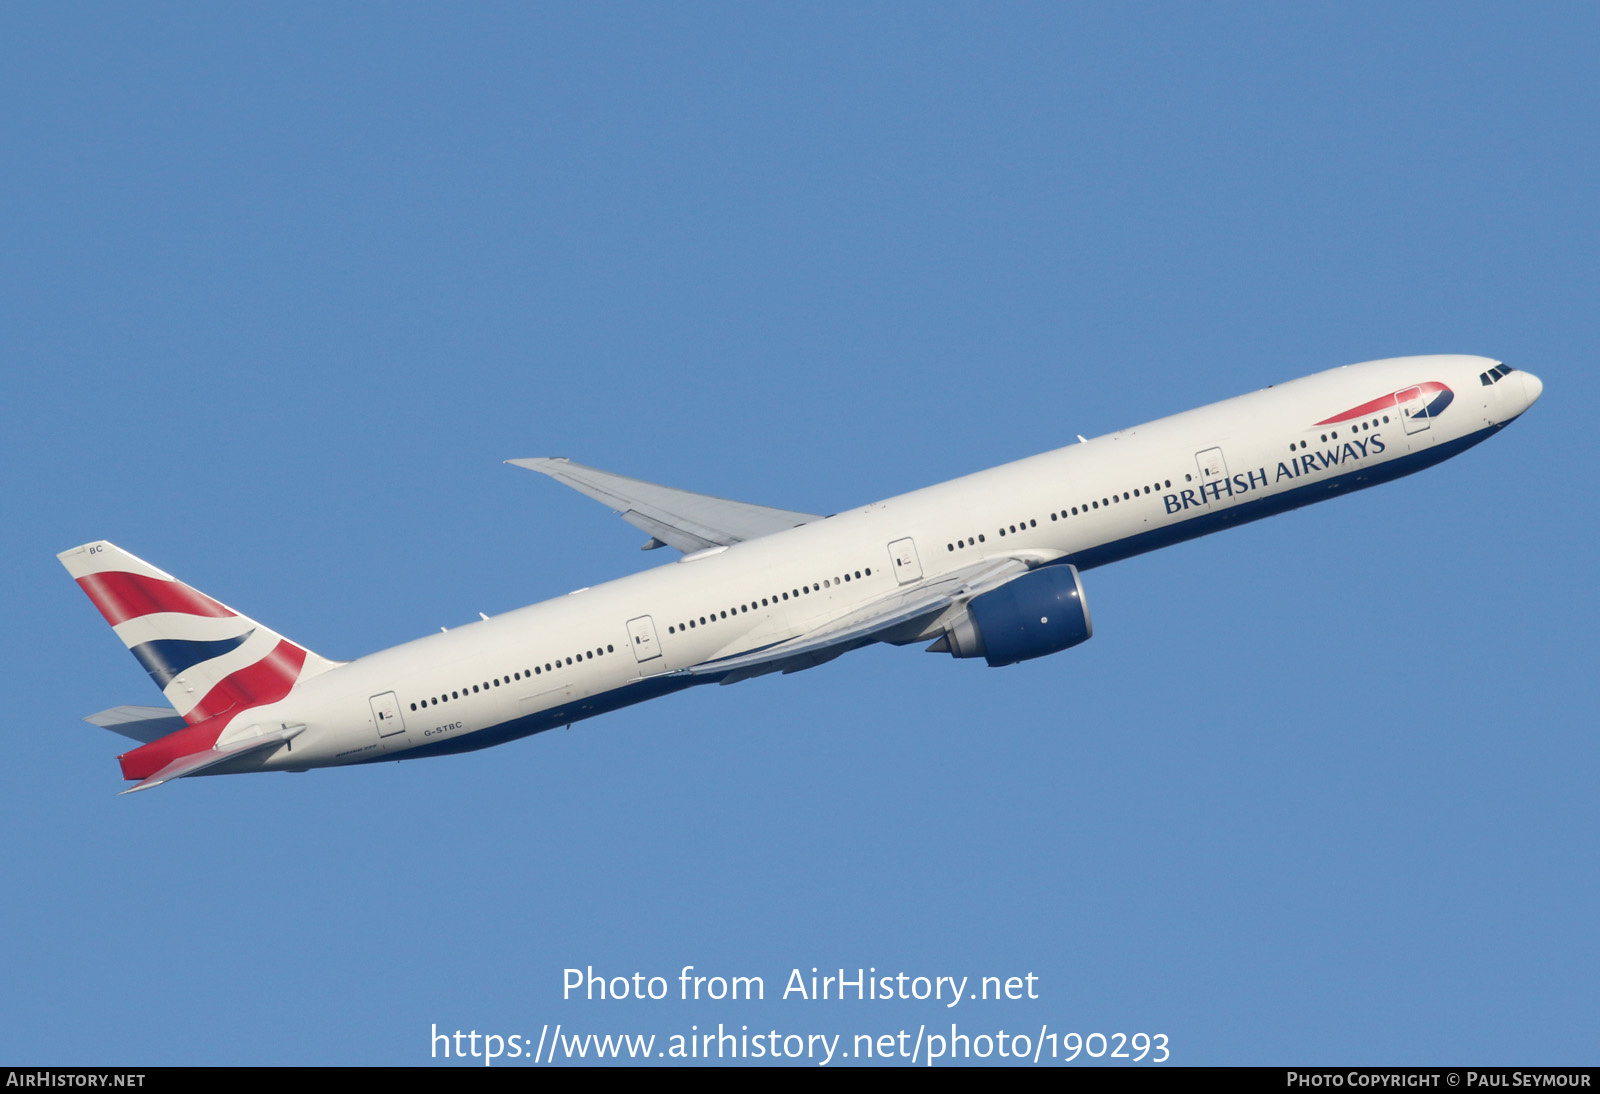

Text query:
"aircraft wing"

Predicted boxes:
[[508, 457, 821, 554], [682, 557, 1030, 684]]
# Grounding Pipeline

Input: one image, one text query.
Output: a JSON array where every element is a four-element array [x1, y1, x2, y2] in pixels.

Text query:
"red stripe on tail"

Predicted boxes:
[[76, 571, 235, 627], [120, 641, 311, 779], [181, 640, 308, 726]]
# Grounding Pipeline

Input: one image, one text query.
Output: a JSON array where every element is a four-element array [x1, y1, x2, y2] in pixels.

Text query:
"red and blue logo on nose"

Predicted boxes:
[[1316, 382, 1453, 427]]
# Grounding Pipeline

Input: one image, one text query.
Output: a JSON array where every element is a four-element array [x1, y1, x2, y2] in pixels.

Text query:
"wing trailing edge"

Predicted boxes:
[[508, 457, 821, 554]]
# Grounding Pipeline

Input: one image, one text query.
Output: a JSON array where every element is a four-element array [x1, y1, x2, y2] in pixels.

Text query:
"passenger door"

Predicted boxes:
[[626, 615, 662, 662], [888, 538, 923, 585], [1195, 447, 1230, 507]]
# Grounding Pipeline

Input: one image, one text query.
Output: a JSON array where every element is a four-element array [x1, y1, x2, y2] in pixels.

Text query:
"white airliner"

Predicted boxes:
[[61, 355, 1541, 792]]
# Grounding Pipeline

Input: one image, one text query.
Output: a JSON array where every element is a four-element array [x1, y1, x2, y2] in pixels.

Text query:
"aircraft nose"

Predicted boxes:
[[1520, 370, 1544, 408]]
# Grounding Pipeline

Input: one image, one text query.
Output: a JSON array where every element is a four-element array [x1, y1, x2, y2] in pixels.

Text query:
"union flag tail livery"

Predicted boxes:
[[59, 541, 339, 792], [59, 355, 1543, 794]]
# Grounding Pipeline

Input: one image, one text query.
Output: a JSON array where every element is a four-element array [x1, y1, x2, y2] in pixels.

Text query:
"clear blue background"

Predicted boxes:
[[2, 3, 1594, 1066]]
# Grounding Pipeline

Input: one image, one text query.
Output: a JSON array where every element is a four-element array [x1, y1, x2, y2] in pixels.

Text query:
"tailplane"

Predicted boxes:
[[58, 541, 340, 727]]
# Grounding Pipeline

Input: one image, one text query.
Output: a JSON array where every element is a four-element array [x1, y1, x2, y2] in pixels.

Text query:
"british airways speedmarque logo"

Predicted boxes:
[[1315, 382, 1454, 427], [1159, 381, 1455, 515]]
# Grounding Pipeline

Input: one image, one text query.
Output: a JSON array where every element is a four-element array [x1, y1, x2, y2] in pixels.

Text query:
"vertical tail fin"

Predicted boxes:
[[58, 541, 339, 726]]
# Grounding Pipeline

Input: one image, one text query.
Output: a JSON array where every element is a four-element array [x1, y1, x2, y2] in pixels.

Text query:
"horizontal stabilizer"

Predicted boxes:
[[684, 557, 1028, 684], [119, 723, 303, 795], [85, 705, 187, 744], [508, 457, 821, 554]]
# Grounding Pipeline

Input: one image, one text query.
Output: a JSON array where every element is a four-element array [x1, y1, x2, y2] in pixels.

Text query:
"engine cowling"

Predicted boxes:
[[933, 564, 1093, 667]]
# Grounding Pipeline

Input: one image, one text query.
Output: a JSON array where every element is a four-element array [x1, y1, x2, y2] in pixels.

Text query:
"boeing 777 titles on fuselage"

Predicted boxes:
[[61, 355, 1542, 792]]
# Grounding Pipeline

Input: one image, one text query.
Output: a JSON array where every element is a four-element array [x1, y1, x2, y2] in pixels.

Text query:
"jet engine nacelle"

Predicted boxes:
[[933, 564, 1093, 667]]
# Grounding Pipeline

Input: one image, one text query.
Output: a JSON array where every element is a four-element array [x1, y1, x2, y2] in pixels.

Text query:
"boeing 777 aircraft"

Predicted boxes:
[[61, 354, 1542, 792]]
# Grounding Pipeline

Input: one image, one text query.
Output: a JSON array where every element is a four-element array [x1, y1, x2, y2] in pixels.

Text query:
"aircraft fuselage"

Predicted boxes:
[[63, 355, 1543, 789]]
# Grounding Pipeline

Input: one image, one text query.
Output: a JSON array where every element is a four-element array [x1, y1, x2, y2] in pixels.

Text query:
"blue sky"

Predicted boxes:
[[2, 3, 1595, 1066]]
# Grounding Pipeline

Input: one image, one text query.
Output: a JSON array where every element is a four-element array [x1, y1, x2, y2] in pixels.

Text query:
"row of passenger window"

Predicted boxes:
[[945, 478, 1178, 552], [1055, 478, 1176, 519], [665, 568, 874, 636], [409, 645, 617, 712], [1287, 416, 1389, 452]]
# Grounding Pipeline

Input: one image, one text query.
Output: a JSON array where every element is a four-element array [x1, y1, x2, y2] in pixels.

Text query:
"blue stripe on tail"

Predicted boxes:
[[129, 630, 255, 689]]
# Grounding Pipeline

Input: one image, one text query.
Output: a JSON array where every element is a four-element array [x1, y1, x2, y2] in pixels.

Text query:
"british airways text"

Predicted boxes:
[[1164, 434, 1387, 513]]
